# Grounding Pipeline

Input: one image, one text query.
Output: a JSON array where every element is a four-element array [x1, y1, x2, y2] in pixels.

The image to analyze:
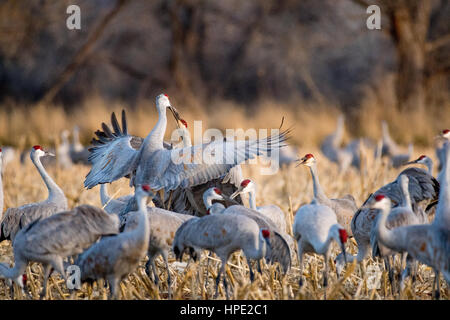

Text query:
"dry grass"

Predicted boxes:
[[0, 142, 448, 300]]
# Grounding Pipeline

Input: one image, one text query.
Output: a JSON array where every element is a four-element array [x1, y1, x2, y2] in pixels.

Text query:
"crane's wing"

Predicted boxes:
[[84, 110, 142, 189], [149, 129, 290, 191]]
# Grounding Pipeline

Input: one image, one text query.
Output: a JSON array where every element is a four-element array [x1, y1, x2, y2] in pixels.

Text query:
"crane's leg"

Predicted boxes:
[[214, 260, 226, 299], [158, 190, 166, 209], [257, 260, 262, 274], [204, 251, 211, 292], [323, 258, 329, 300], [108, 276, 119, 300], [433, 270, 441, 300], [383, 257, 394, 295], [297, 244, 304, 287], [163, 253, 172, 300], [245, 256, 255, 282], [40, 264, 52, 300], [166, 191, 174, 211]]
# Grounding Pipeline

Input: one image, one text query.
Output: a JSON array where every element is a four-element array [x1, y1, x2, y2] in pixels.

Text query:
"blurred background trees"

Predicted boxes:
[[0, 0, 448, 143]]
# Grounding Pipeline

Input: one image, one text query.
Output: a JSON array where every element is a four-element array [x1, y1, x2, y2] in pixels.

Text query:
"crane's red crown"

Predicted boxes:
[[305, 153, 314, 159], [22, 274, 27, 285], [339, 229, 348, 243], [180, 119, 188, 128], [213, 188, 222, 195], [164, 94, 169, 98], [262, 229, 270, 238], [142, 185, 151, 192], [443, 129, 450, 134], [241, 179, 251, 187], [33, 145, 43, 151], [419, 155, 426, 160], [375, 194, 385, 201]]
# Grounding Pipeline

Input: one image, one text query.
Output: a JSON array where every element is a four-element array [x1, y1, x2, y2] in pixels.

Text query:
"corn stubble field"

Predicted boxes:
[[0, 140, 447, 300]]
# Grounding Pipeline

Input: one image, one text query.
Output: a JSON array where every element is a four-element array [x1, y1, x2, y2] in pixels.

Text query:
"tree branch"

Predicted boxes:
[[426, 33, 450, 52]]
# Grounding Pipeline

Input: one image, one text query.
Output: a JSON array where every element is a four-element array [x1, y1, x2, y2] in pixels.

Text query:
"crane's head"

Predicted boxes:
[[31, 145, 54, 158], [156, 93, 180, 123], [369, 194, 391, 210], [230, 179, 255, 199], [405, 154, 426, 165], [440, 129, 450, 140], [296, 153, 315, 167], [138, 184, 155, 200], [260, 229, 272, 251]]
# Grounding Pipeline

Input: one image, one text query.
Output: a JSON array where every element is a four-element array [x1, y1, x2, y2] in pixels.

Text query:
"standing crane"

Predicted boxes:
[[293, 201, 348, 296], [0, 146, 68, 242], [69, 126, 90, 165], [380, 120, 413, 168], [173, 213, 271, 299], [57, 130, 73, 169], [297, 153, 357, 236], [230, 179, 287, 232], [75, 185, 152, 299], [320, 115, 353, 172], [0, 204, 119, 298], [84, 94, 287, 213]]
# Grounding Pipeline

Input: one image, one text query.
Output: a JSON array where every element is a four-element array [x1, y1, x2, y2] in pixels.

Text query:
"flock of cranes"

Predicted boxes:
[[0, 93, 448, 300]]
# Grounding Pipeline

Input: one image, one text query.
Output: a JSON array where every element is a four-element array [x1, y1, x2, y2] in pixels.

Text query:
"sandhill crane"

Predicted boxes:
[[0, 146, 68, 242], [119, 198, 193, 298], [69, 126, 90, 165], [84, 94, 287, 211], [173, 213, 271, 298], [203, 187, 226, 214], [230, 179, 287, 232], [335, 167, 439, 282], [405, 155, 433, 175], [0, 204, 119, 298], [372, 192, 450, 299], [380, 121, 413, 168], [436, 129, 450, 172], [297, 153, 357, 236], [220, 203, 292, 273], [75, 185, 152, 299], [57, 130, 73, 169], [152, 117, 243, 215], [293, 202, 348, 294], [320, 115, 353, 172]]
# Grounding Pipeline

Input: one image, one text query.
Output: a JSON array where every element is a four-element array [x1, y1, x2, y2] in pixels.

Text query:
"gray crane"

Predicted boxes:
[[203, 187, 226, 214], [75, 185, 151, 299], [230, 179, 287, 233], [172, 213, 271, 299], [0, 204, 119, 298], [69, 126, 90, 165], [320, 115, 353, 172], [220, 202, 292, 273], [380, 120, 413, 168], [100, 183, 133, 215], [293, 201, 348, 295], [335, 166, 439, 284], [297, 153, 357, 236], [84, 94, 287, 212], [0, 146, 68, 242], [56, 130, 73, 169]]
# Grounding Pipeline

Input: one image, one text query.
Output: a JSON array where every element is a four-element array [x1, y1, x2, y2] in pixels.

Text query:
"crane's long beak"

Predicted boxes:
[[229, 189, 241, 200], [168, 105, 181, 126], [222, 193, 241, 205], [295, 157, 307, 167], [404, 160, 417, 165], [45, 151, 55, 157]]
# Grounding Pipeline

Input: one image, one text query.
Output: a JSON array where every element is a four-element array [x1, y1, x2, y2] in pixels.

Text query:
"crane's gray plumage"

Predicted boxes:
[[381, 121, 413, 168], [221, 204, 292, 273], [84, 95, 289, 195], [320, 115, 353, 172], [69, 126, 90, 165], [0, 146, 68, 242], [297, 153, 357, 236], [75, 186, 151, 299], [0, 205, 119, 297], [173, 213, 271, 298]]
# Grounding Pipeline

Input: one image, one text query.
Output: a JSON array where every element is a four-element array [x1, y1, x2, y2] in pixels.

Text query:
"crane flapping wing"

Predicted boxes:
[[148, 129, 291, 191], [84, 110, 142, 189]]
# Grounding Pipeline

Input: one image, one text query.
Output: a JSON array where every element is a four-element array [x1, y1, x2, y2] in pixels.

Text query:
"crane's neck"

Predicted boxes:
[[0, 262, 26, 282], [143, 107, 167, 152], [376, 204, 405, 252], [309, 164, 329, 204], [434, 142, 450, 229], [203, 194, 214, 209], [210, 202, 225, 214], [425, 158, 433, 176], [181, 127, 192, 148], [316, 225, 337, 254], [31, 155, 65, 201], [100, 184, 111, 207], [131, 193, 150, 245], [400, 179, 412, 210], [247, 189, 257, 210]]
